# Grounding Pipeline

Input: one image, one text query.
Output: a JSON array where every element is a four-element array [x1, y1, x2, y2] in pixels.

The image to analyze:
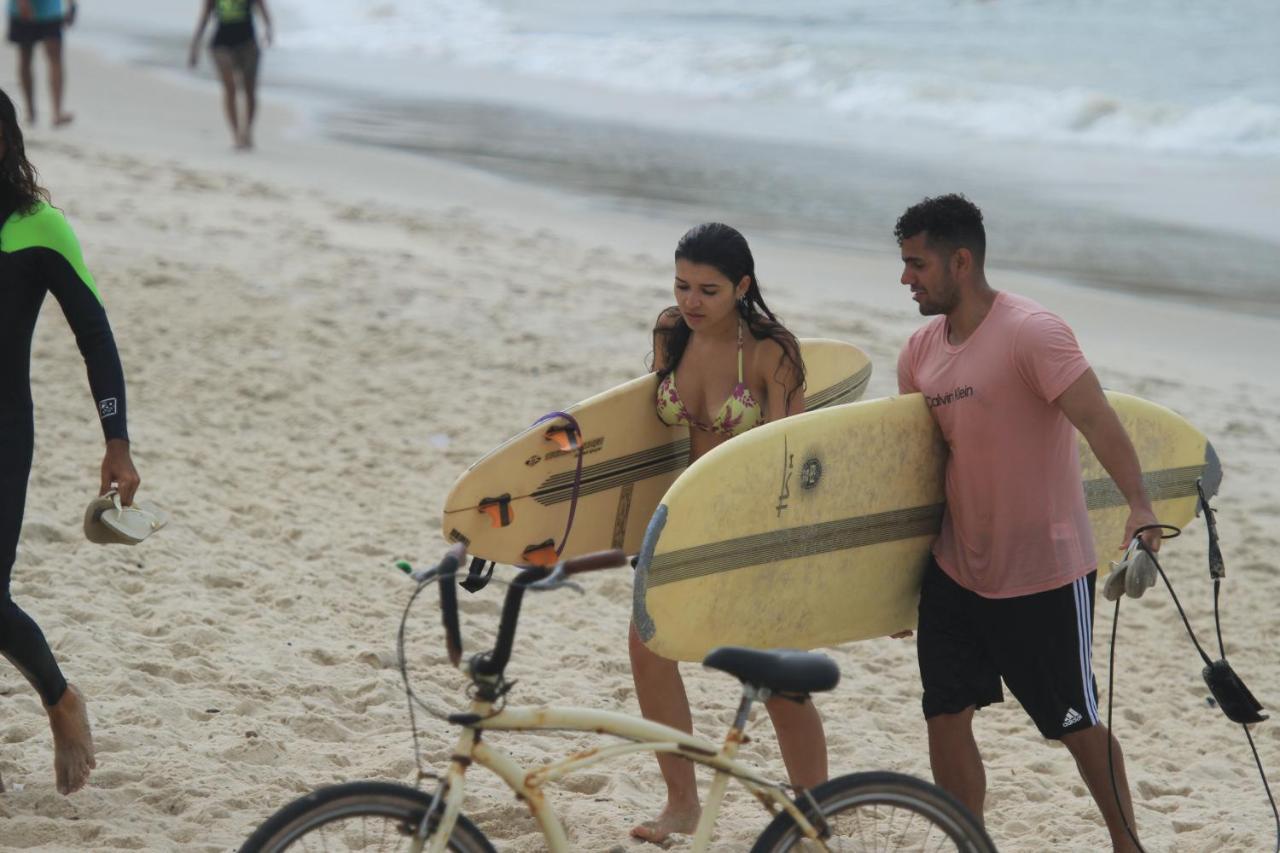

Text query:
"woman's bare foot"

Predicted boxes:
[[631, 802, 700, 845], [47, 683, 95, 795], [53, 112, 73, 127]]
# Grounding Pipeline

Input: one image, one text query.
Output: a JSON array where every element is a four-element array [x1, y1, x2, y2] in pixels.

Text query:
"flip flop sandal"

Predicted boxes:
[[83, 489, 170, 545]]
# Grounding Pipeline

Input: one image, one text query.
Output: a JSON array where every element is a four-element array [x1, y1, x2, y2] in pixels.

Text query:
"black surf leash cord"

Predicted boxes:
[[457, 410, 586, 594], [1106, 494, 1278, 853]]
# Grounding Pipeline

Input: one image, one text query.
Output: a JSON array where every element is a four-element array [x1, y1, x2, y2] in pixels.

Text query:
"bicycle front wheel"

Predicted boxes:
[[751, 771, 996, 853], [239, 780, 496, 853]]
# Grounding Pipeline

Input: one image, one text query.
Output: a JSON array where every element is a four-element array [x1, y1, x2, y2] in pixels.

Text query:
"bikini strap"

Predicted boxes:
[[736, 320, 745, 383]]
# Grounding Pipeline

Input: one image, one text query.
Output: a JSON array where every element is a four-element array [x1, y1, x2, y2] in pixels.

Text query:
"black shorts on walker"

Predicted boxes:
[[7, 17, 62, 45], [916, 555, 1101, 740]]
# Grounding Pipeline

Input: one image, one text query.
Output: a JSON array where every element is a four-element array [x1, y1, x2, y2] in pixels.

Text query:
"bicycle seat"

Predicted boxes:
[[702, 647, 840, 695]]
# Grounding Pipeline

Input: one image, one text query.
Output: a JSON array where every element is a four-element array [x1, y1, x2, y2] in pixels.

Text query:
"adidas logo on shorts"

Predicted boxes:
[[1062, 707, 1084, 728]]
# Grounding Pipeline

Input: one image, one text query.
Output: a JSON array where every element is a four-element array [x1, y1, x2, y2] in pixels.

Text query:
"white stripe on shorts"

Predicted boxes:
[[1073, 576, 1100, 724]]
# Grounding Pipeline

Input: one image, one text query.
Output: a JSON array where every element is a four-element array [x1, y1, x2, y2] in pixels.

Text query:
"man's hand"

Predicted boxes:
[[1121, 506, 1161, 553], [63, 0, 76, 26], [101, 439, 140, 505], [18, 0, 34, 21]]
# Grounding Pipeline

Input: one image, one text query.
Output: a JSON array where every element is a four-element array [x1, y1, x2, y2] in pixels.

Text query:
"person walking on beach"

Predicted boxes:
[[894, 194, 1158, 852], [6, 0, 75, 126], [0, 87, 139, 795], [631, 222, 828, 843], [188, 0, 272, 150]]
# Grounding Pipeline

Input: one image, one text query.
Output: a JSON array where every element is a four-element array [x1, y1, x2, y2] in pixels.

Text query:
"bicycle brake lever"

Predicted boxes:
[[396, 560, 441, 584]]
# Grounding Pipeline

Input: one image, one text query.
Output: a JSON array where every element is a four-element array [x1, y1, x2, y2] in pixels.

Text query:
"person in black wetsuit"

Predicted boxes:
[[188, 0, 273, 150], [0, 86, 138, 796]]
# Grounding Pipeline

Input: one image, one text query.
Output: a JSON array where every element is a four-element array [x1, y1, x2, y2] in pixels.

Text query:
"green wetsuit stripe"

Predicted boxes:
[[0, 202, 101, 303]]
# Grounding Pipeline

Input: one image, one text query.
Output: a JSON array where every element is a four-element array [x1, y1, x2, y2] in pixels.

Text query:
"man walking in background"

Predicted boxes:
[[894, 193, 1160, 851], [6, 0, 74, 126]]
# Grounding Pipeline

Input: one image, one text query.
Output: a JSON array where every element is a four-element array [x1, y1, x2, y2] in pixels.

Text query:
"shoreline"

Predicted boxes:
[[320, 92, 1280, 318], [12, 40, 1280, 398], [7, 40, 1280, 403], [66, 20, 1280, 320]]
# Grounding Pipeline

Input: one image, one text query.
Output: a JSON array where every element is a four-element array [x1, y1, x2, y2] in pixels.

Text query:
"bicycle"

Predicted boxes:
[[240, 544, 996, 852]]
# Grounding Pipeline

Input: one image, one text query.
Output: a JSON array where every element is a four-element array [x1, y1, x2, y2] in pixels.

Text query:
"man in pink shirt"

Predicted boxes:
[[895, 194, 1161, 852]]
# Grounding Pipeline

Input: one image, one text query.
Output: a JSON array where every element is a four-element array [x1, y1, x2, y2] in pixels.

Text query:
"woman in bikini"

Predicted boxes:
[[188, 0, 273, 150], [631, 222, 828, 843]]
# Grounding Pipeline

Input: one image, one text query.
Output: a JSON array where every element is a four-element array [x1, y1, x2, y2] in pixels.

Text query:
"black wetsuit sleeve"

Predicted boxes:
[[37, 248, 130, 442]]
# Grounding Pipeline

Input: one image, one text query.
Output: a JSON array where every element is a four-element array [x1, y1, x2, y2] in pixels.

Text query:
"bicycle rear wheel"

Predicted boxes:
[[751, 771, 996, 853], [239, 780, 496, 853]]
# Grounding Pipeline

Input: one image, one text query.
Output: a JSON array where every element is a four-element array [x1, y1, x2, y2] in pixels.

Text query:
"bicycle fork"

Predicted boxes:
[[415, 727, 478, 853]]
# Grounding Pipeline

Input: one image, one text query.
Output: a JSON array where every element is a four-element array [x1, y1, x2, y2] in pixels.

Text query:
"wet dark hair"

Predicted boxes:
[[894, 193, 985, 265], [0, 87, 49, 220], [652, 222, 805, 410]]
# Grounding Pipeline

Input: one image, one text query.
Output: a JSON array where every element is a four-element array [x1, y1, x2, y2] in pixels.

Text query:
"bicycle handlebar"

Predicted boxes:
[[420, 546, 628, 684], [561, 548, 627, 574], [436, 543, 468, 667]]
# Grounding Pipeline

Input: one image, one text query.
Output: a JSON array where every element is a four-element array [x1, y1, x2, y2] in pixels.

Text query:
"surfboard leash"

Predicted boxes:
[[1105, 488, 1277, 853], [530, 410, 586, 560], [454, 412, 586, 595]]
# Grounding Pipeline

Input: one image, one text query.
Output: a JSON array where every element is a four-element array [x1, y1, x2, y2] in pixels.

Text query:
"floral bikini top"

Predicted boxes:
[[655, 321, 764, 437]]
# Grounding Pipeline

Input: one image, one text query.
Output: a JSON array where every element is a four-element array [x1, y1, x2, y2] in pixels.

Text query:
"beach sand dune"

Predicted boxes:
[[1, 58, 1278, 853]]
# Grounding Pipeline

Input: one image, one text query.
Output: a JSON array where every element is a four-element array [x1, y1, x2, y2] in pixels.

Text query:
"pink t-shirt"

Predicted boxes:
[[897, 291, 1096, 598]]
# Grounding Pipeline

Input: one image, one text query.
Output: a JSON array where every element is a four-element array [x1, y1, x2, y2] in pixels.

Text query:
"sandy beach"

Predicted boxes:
[[1, 32, 1278, 853]]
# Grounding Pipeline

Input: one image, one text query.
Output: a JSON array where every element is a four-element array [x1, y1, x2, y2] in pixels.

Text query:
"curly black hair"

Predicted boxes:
[[893, 193, 985, 264], [0, 87, 50, 220]]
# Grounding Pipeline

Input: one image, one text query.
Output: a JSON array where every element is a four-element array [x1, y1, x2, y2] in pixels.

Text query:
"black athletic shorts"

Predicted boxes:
[[211, 39, 260, 81], [7, 17, 62, 45], [917, 555, 1101, 740]]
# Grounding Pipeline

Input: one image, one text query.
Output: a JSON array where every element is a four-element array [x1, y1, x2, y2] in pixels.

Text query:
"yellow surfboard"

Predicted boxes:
[[634, 392, 1221, 662], [441, 340, 872, 565]]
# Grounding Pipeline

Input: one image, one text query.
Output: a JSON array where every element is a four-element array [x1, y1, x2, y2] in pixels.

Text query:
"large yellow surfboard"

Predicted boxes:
[[634, 392, 1221, 662], [441, 340, 872, 565]]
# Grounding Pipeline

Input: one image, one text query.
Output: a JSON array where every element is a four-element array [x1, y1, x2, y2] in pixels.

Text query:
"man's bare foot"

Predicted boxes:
[[53, 112, 73, 127], [47, 683, 95, 795], [631, 802, 700, 846]]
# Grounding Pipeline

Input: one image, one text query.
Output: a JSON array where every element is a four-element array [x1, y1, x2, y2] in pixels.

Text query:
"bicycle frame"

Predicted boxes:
[[423, 695, 829, 853]]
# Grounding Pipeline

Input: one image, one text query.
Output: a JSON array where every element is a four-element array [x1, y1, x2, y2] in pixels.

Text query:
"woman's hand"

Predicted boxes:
[[101, 439, 141, 505]]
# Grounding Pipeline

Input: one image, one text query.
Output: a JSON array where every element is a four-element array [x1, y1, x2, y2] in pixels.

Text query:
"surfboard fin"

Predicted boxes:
[[521, 539, 558, 567], [478, 494, 515, 528], [543, 423, 582, 453]]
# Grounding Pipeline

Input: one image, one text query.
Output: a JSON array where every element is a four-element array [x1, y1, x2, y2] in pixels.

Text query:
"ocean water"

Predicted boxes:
[[74, 0, 1280, 311], [271, 0, 1280, 159]]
